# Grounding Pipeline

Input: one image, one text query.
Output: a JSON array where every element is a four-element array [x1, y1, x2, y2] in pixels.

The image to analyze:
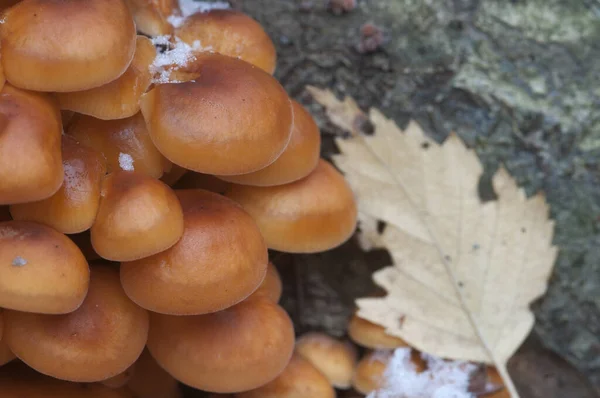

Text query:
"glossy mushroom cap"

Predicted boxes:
[[91, 171, 184, 262], [176, 10, 276, 74], [68, 113, 171, 179], [226, 159, 358, 253], [0, 85, 63, 205], [10, 135, 107, 234], [140, 53, 293, 176], [147, 297, 295, 393], [4, 266, 149, 382], [124, 0, 179, 37], [173, 172, 231, 194], [348, 313, 409, 349], [218, 100, 321, 187], [56, 36, 156, 120], [249, 262, 282, 303], [0, 0, 136, 92], [0, 362, 135, 397], [237, 353, 335, 398], [295, 332, 357, 389], [0, 221, 89, 314], [127, 349, 182, 398], [120, 189, 267, 315], [352, 350, 392, 395]]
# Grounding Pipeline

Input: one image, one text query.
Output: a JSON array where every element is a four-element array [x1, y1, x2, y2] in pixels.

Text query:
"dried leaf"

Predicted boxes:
[[308, 86, 558, 398]]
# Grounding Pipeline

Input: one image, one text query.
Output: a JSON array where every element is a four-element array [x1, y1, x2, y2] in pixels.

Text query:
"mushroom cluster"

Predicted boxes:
[[0, 0, 358, 395]]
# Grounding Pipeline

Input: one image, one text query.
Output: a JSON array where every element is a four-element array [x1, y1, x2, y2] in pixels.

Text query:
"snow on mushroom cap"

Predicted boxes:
[[368, 348, 477, 398], [150, 35, 209, 84], [168, 0, 230, 28]]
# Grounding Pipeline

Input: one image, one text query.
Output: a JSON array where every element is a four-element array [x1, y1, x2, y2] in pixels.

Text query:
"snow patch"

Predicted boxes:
[[168, 0, 230, 28], [118, 153, 135, 171]]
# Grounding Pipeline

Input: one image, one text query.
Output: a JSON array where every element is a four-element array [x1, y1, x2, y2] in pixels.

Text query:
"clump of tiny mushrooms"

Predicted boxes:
[[0, 0, 359, 395]]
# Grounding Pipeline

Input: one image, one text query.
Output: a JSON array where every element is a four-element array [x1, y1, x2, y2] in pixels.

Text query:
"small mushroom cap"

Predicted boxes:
[[0, 85, 63, 205], [0, 221, 89, 314], [147, 297, 295, 393], [56, 36, 156, 120], [127, 349, 182, 398], [0, 0, 136, 92], [124, 0, 179, 37], [352, 350, 392, 395], [486, 367, 509, 398], [226, 159, 358, 253], [10, 135, 107, 234], [140, 53, 293, 175], [120, 189, 267, 315], [295, 332, 358, 389], [237, 353, 335, 398], [218, 100, 321, 187], [175, 10, 276, 74], [4, 266, 149, 382], [68, 113, 171, 179], [91, 171, 184, 262], [348, 313, 409, 349], [249, 262, 282, 303], [173, 172, 231, 194], [0, 362, 136, 397], [101, 364, 136, 389]]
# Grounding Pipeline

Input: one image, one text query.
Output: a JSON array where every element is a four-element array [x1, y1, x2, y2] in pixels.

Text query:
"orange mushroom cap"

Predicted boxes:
[[236, 353, 335, 398], [0, 0, 136, 92], [140, 53, 293, 176], [218, 100, 321, 187], [124, 0, 180, 37], [0, 221, 89, 314], [348, 313, 409, 349], [226, 159, 358, 253], [68, 113, 171, 179], [295, 332, 358, 389], [249, 262, 282, 303], [352, 350, 393, 395], [4, 266, 149, 382], [120, 189, 267, 315], [91, 170, 184, 262], [0, 361, 136, 397], [0, 84, 63, 205], [175, 9, 276, 74], [147, 297, 295, 393], [127, 349, 182, 398], [56, 36, 156, 120], [10, 135, 107, 234]]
